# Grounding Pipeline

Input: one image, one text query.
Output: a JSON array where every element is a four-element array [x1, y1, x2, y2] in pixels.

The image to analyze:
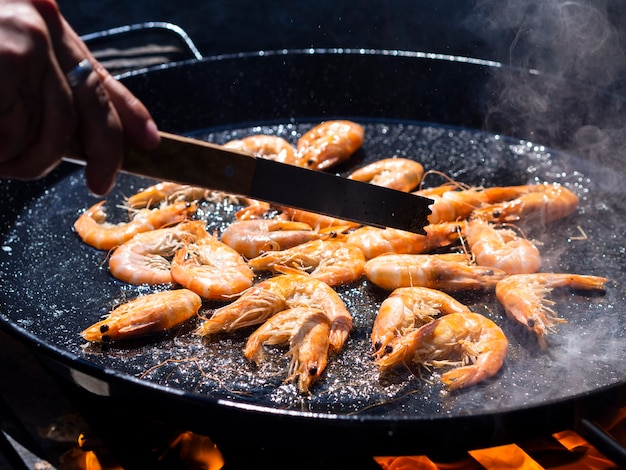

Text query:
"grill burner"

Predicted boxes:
[[0, 330, 623, 469]]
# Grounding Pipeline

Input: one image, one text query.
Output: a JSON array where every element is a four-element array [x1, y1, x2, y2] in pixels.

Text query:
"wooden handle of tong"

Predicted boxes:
[[63, 131, 257, 195]]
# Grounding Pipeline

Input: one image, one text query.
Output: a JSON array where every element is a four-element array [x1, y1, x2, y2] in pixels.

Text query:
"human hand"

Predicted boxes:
[[0, 0, 160, 195]]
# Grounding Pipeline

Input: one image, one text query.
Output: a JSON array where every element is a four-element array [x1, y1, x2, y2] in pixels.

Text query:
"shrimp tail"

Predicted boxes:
[[440, 350, 503, 390], [440, 366, 481, 390], [328, 315, 353, 353]]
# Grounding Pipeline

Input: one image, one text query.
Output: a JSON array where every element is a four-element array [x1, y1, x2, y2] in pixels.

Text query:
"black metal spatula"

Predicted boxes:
[[66, 131, 433, 234]]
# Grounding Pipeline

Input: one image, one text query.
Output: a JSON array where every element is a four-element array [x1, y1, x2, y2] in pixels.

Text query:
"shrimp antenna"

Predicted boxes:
[[499, 222, 530, 240], [418, 170, 471, 192], [119, 201, 142, 220], [457, 226, 475, 264]]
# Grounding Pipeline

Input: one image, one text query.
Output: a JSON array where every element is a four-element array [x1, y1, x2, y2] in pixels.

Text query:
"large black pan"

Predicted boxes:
[[1, 49, 626, 460]]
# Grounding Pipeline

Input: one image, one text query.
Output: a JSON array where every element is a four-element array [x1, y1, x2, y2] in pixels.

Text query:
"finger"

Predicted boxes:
[[36, 0, 123, 195], [59, 18, 159, 154], [69, 58, 124, 195], [93, 60, 160, 150]]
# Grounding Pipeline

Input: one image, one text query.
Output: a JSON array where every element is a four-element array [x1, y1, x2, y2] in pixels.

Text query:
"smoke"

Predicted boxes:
[[470, 1, 622, 83], [464, 0, 626, 175]]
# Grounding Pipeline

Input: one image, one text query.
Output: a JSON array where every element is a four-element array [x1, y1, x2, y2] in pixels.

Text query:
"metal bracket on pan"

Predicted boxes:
[[0, 392, 52, 470], [578, 418, 626, 467]]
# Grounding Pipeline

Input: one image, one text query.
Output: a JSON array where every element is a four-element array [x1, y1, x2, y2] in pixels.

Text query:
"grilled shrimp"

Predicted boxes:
[[223, 135, 296, 220], [235, 198, 272, 221], [126, 182, 213, 209], [296, 120, 364, 170], [348, 158, 424, 192], [364, 253, 507, 291], [413, 183, 535, 224], [472, 183, 579, 225], [224, 134, 297, 165], [286, 311, 332, 393], [464, 218, 541, 274], [81, 289, 202, 342], [244, 307, 331, 393], [279, 206, 361, 231], [345, 222, 464, 259], [170, 225, 254, 300], [413, 186, 487, 224], [108, 220, 204, 285], [73, 200, 197, 251], [196, 273, 352, 352], [376, 312, 508, 390], [220, 219, 322, 259], [371, 287, 472, 359], [247, 239, 366, 286], [495, 273, 608, 349]]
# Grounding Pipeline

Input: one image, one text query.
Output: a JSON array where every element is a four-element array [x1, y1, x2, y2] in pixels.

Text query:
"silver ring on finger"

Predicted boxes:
[[66, 59, 93, 88]]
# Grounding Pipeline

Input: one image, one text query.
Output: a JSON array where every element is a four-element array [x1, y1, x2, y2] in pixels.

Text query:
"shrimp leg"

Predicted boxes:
[[496, 273, 608, 348], [196, 273, 352, 352], [375, 312, 508, 390], [371, 286, 471, 359], [247, 239, 366, 286]]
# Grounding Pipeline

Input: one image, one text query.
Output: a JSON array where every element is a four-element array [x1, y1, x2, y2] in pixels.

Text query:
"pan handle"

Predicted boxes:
[[578, 418, 626, 467], [80, 22, 204, 76]]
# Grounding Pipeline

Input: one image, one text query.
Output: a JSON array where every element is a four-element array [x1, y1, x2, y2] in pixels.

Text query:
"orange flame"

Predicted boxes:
[[375, 428, 620, 469], [60, 407, 626, 469], [60, 431, 224, 470], [165, 431, 224, 470]]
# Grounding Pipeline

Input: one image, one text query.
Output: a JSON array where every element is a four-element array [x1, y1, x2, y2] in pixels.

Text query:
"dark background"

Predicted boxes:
[[55, 0, 626, 95], [57, 1, 488, 59]]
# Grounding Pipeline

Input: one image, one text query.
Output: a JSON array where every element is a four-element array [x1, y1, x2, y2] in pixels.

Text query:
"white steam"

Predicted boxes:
[[465, 0, 626, 177]]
